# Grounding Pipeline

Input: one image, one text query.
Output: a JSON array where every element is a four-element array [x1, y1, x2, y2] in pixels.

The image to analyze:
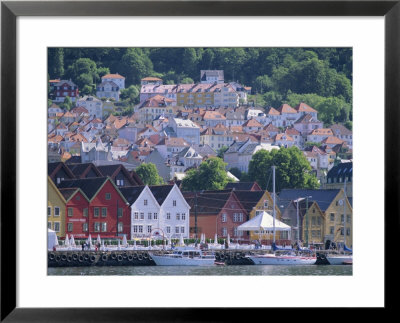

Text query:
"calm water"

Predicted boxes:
[[48, 264, 352, 276]]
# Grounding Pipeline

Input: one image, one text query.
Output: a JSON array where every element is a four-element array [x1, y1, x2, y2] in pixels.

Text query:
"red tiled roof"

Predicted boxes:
[[102, 73, 125, 79], [294, 102, 317, 113]]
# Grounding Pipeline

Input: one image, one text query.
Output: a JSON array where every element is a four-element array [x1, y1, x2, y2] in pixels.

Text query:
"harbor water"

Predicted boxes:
[[48, 264, 352, 276]]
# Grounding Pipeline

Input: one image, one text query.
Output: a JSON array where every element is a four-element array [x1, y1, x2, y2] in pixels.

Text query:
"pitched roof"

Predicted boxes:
[[294, 102, 317, 113], [310, 128, 334, 136], [119, 186, 146, 205], [242, 119, 263, 128], [327, 162, 353, 182], [278, 189, 341, 212], [102, 73, 125, 79], [57, 177, 109, 200], [321, 136, 344, 145], [66, 163, 103, 179], [225, 182, 262, 191], [183, 192, 233, 215], [232, 190, 265, 214], [330, 124, 352, 136], [148, 185, 174, 205], [277, 104, 297, 114]]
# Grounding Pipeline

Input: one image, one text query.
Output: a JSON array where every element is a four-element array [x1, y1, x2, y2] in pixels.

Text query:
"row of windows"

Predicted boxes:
[[329, 213, 351, 223], [329, 227, 351, 236], [134, 212, 159, 220], [221, 213, 244, 222], [49, 206, 123, 218], [132, 225, 186, 234], [49, 221, 124, 233]]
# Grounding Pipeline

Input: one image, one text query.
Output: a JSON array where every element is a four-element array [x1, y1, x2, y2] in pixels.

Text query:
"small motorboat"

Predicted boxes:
[[150, 249, 215, 266]]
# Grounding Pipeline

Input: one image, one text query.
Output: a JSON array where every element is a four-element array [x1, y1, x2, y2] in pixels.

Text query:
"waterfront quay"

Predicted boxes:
[[48, 249, 331, 267]]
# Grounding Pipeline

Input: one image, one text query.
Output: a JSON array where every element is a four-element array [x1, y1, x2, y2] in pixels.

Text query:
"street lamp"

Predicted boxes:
[[294, 196, 312, 247]]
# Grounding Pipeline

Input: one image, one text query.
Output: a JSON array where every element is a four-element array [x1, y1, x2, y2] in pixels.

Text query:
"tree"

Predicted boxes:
[[120, 85, 140, 105], [120, 48, 153, 85], [65, 58, 99, 90], [181, 157, 232, 191], [48, 48, 64, 79], [59, 96, 73, 111], [135, 163, 164, 185], [248, 147, 319, 191], [217, 146, 229, 159]]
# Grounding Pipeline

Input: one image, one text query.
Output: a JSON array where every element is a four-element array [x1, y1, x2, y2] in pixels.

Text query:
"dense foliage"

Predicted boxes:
[[48, 47, 352, 125], [248, 147, 320, 192], [135, 163, 164, 185], [181, 157, 232, 192]]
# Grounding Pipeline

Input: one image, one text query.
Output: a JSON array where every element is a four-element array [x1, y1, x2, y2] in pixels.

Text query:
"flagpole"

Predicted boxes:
[[272, 165, 276, 244]]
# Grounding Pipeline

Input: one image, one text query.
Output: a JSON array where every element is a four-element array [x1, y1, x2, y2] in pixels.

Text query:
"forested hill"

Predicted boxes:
[[48, 47, 352, 127]]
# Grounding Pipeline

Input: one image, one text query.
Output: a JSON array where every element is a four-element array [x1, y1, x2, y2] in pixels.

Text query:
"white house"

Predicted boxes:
[[120, 186, 161, 240], [76, 96, 103, 118], [96, 81, 120, 102], [169, 118, 200, 145], [151, 184, 191, 239], [101, 73, 125, 90]]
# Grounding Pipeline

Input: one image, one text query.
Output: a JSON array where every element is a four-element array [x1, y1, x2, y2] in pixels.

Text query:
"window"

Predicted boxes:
[[105, 193, 111, 200], [118, 222, 123, 233], [181, 227, 185, 233], [330, 226, 334, 234], [83, 208, 88, 217], [312, 217, 316, 226], [340, 228, 344, 236], [138, 225, 143, 233], [68, 208, 73, 217], [148, 213, 152, 220], [66, 223, 73, 232], [144, 199, 148, 206], [134, 212, 139, 220], [48, 222, 52, 229], [317, 217, 321, 225], [330, 213, 335, 221], [176, 213, 180, 220], [222, 227, 227, 236], [154, 213, 158, 220], [101, 223, 107, 232], [94, 207, 99, 217], [147, 225, 152, 233], [239, 213, 243, 222], [140, 212, 144, 220], [341, 214, 344, 223], [347, 215, 351, 223], [83, 223, 88, 232], [118, 208, 123, 218], [175, 226, 180, 234], [346, 228, 351, 236], [101, 207, 107, 217], [166, 226, 171, 234], [181, 213, 185, 220], [173, 200, 177, 207], [133, 225, 138, 233], [54, 222, 60, 232], [48, 207, 51, 217], [233, 213, 238, 222], [166, 213, 171, 220], [94, 222, 100, 232], [222, 213, 227, 222], [54, 207, 60, 217]]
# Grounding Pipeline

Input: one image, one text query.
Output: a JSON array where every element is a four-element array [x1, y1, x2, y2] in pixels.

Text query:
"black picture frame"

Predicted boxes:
[[1, 0, 396, 321]]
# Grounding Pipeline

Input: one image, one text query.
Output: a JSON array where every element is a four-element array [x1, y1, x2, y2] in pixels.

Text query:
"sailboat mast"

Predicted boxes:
[[272, 165, 276, 244], [343, 178, 347, 249]]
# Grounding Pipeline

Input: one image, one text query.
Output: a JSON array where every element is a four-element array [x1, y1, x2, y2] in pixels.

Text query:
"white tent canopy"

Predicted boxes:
[[48, 229, 58, 250], [237, 211, 291, 232]]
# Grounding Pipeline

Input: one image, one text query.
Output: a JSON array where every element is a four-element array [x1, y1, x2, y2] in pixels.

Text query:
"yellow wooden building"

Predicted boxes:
[[47, 176, 66, 238]]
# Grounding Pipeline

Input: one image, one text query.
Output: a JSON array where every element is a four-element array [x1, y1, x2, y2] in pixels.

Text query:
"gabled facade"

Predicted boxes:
[[57, 177, 131, 239], [48, 176, 67, 237]]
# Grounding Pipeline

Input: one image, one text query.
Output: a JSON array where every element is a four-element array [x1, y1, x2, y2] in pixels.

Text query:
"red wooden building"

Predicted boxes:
[[184, 191, 249, 241], [58, 177, 131, 240]]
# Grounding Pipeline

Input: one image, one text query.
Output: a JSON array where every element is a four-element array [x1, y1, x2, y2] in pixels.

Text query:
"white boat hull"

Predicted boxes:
[[326, 255, 353, 265], [151, 254, 215, 266], [247, 254, 316, 265]]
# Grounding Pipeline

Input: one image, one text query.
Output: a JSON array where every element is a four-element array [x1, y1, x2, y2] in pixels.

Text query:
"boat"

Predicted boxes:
[[326, 253, 353, 265], [247, 251, 316, 265], [244, 166, 316, 266], [150, 249, 216, 266]]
